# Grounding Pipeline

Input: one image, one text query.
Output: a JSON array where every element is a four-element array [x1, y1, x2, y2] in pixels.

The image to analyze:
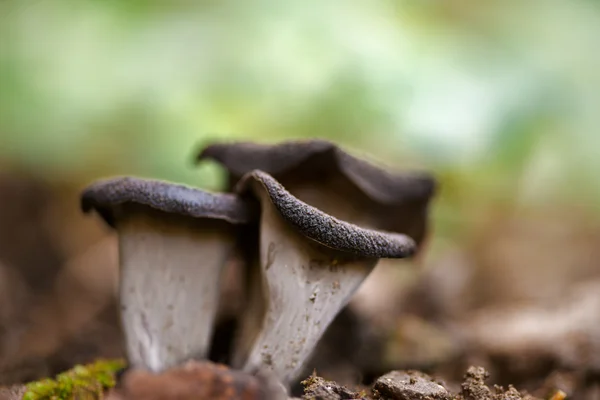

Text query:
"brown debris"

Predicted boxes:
[[458, 367, 540, 400], [298, 367, 549, 400], [301, 375, 368, 400], [106, 360, 287, 400], [372, 370, 450, 400], [460, 366, 492, 400]]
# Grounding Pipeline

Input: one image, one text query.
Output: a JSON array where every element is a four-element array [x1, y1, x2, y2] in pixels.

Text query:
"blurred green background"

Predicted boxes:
[[1, 0, 600, 242]]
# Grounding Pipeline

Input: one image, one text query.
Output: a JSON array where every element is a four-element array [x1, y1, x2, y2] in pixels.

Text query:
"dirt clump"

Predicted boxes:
[[459, 366, 493, 400], [373, 370, 450, 400], [304, 366, 543, 400], [458, 367, 539, 400], [301, 375, 369, 400]]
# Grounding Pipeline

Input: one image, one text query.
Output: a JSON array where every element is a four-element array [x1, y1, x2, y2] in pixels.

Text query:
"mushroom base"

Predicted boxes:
[[236, 200, 377, 385], [118, 213, 235, 372]]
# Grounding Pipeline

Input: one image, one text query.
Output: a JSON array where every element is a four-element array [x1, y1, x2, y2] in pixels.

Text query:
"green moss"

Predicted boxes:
[[23, 359, 126, 400]]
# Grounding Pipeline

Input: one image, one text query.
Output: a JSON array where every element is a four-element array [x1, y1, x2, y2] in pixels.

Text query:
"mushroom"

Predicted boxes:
[[196, 139, 435, 246], [231, 170, 416, 385], [80, 177, 257, 372]]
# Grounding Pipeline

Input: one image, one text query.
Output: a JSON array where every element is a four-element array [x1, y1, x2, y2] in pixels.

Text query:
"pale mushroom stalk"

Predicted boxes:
[[233, 171, 416, 385], [81, 177, 256, 372]]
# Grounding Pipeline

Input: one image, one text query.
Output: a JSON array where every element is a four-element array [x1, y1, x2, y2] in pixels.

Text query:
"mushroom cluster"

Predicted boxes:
[[81, 139, 436, 389]]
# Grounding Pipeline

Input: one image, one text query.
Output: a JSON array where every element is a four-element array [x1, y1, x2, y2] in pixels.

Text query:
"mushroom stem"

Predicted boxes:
[[233, 175, 407, 385], [81, 177, 257, 373], [241, 200, 375, 383], [118, 212, 235, 372]]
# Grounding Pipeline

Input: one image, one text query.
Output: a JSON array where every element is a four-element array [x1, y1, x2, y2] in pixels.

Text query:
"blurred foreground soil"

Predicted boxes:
[[0, 172, 599, 399]]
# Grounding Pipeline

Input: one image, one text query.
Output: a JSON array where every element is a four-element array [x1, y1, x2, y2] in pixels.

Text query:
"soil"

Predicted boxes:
[[298, 366, 541, 400]]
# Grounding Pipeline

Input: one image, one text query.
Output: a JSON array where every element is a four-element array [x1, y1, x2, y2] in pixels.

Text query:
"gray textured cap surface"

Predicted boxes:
[[237, 171, 416, 258], [81, 176, 257, 227], [197, 139, 436, 204]]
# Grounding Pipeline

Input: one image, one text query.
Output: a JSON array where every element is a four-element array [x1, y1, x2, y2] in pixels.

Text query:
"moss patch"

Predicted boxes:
[[23, 359, 126, 400]]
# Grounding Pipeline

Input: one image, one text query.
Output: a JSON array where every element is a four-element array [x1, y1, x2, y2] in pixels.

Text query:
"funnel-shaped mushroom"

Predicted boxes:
[[197, 139, 435, 245], [80, 177, 256, 372], [233, 170, 416, 385]]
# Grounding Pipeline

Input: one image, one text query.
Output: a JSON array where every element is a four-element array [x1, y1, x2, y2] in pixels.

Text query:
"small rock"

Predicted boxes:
[[106, 360, 286, 400], [373, 370, 450, 400]]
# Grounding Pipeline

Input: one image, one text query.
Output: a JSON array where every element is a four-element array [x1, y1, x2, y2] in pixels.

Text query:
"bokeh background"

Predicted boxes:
[[1, 0, 599, 396]]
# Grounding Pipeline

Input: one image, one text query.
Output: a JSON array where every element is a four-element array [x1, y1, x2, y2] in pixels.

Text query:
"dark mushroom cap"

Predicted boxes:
[[81, 176, 257, 228], [237, 170, 416, 259], [197, 139, 436, 205]]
